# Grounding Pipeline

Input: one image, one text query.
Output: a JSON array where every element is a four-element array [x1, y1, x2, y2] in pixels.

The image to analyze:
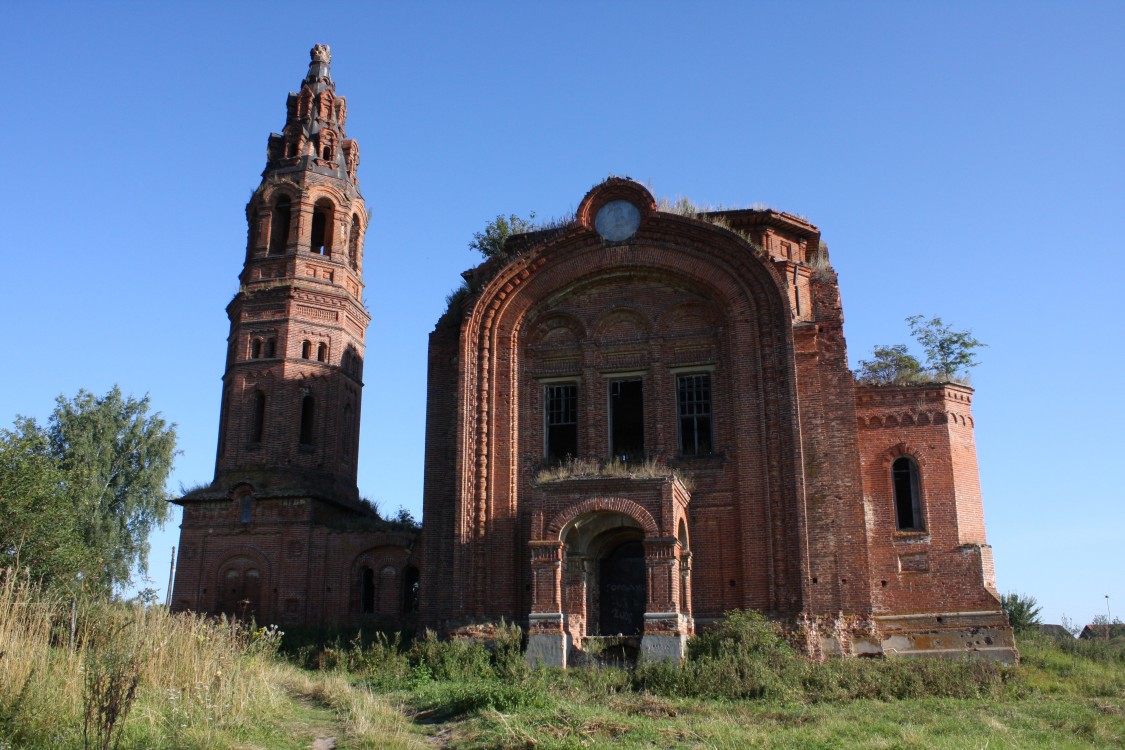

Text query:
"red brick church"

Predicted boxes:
[[172, 47, 1016, 664]]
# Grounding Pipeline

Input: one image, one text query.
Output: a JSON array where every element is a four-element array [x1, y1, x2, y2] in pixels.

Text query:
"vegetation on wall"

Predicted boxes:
[[467, 212, 540, 263], [856, 315, 986, 385]]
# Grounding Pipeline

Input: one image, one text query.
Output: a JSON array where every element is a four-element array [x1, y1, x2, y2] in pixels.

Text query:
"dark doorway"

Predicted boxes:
[[360, 567, 375, 614], [599, 540, 645, 635], [218, 557, 261, 620], [610, 380, 644, 461]]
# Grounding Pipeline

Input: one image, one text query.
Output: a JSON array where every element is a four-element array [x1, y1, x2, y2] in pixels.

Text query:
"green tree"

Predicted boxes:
[[468, 212, 537, 262], [1001, 592, 1042, 633], [856, 315, 986, 385], [48, 387, 178, 591], [855, 344, 922, 385], [0, 418, 89, 586], [906, 314, 986, 379]]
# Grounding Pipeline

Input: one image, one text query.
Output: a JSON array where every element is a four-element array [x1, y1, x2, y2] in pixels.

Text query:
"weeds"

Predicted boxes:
[[535, 456, 695, 491]]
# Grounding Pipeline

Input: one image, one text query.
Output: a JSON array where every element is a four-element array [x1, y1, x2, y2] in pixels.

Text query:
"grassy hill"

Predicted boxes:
[[1, 572, 1121, 749]]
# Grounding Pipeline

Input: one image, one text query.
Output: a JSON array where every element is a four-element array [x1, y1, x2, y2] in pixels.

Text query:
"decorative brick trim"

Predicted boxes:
[[545, 497, 660, 538]]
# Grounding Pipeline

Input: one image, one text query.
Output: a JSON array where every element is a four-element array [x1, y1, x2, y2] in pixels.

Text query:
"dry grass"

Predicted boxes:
[[0, 568, 423, 749], [535, 457, 695, 492]]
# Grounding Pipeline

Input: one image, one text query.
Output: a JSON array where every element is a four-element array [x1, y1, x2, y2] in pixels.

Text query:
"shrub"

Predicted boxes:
[[407, 630, 493, 682], [688, 609, 791, 660], [1001, 592, 1043, 633]]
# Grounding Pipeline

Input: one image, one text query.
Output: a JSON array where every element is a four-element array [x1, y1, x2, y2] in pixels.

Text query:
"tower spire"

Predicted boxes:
[[265, 44, 359, 186]]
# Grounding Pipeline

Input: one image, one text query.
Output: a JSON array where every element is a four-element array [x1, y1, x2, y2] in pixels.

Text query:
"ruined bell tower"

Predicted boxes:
[[213, 43, 369, 504], [172, 46, 389, 625]]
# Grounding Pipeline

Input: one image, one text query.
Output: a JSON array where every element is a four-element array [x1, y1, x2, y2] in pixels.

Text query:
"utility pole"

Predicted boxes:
[[165, 546, 176, 609], [1107, 595, 1113, 640]]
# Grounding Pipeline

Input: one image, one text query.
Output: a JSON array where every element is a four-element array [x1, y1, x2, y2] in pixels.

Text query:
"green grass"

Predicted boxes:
[[3, 574, 1122, 750]]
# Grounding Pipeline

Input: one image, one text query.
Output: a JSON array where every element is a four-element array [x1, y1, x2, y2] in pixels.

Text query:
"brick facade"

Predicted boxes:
[[421, 178, 1014, 663], [173, 48, 1014, 663]]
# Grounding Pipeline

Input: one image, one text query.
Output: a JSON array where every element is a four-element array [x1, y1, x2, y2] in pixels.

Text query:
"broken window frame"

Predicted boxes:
[[543, 382, 578, 463], [676, 372, 713, 457]]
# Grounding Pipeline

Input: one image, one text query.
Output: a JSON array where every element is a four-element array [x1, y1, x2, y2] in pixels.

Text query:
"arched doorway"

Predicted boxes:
[[561, 511, 647, 638]]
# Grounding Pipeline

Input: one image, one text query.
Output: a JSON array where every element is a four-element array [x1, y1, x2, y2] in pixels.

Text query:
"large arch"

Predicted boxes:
[[452, 184, 806, 626]]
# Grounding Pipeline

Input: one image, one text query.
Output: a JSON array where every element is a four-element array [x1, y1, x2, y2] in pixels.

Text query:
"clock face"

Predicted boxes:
[[594, 200, 641, 242]]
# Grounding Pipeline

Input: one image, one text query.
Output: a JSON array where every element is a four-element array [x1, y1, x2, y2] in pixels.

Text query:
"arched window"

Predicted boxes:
[[250, 338, 262, 359], [360, 566, 375, 614], [348, 215, 361, 270], [299, 394, 315, 446], [269, 196, 291, 255], [301, 340, 311, 359], [250, 391, 266, 443], [892, 456, 923, 530], [264, 338, 276, 358], [311, 199, 333, 255], [317, 342, 328, 362]]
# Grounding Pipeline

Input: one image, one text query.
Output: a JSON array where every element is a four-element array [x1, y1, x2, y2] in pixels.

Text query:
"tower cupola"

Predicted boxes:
[[265, 44, 360, 186]]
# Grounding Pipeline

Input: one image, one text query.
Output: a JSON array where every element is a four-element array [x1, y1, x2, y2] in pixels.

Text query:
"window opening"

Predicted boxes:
[[677, 373, 713, 456], [269, 196, 291, 255], [311, 200, 333, 255], [301, 340, 311, 359], [402, 565, 420, 614], [893, 457, 923, 530], [317, 342, 328, 362], [360, 567, 375, 614], [299, 395, 315, 446], [250, 391, 266, 443], [264, 338, 276, 358], [610, 379, 644, 461], [544, 383, 577, 463], [240, 496, 252, 525], [348, 215, 360, 270], [250, 339, 262, 359]]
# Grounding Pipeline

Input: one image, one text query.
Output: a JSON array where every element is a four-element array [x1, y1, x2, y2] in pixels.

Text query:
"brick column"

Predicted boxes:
[[563, 555, 589, 647], [526, 540, 566, 667], [641, 537, 691, 661]]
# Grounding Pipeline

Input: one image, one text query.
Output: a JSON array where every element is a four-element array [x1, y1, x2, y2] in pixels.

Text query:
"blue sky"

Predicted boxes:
[[1, 2, 1121, 627]]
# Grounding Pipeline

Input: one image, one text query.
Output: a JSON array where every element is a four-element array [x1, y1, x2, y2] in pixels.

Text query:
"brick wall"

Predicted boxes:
[[855, 383, 1001, 615]]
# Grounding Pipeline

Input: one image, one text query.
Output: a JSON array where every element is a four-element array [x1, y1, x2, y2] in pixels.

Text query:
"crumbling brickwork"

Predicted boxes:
[[420, 178, 1014, 663]]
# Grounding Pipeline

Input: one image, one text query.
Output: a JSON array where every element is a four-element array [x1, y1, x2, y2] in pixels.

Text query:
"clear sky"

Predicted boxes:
[[1, 2, 1122, 628]]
